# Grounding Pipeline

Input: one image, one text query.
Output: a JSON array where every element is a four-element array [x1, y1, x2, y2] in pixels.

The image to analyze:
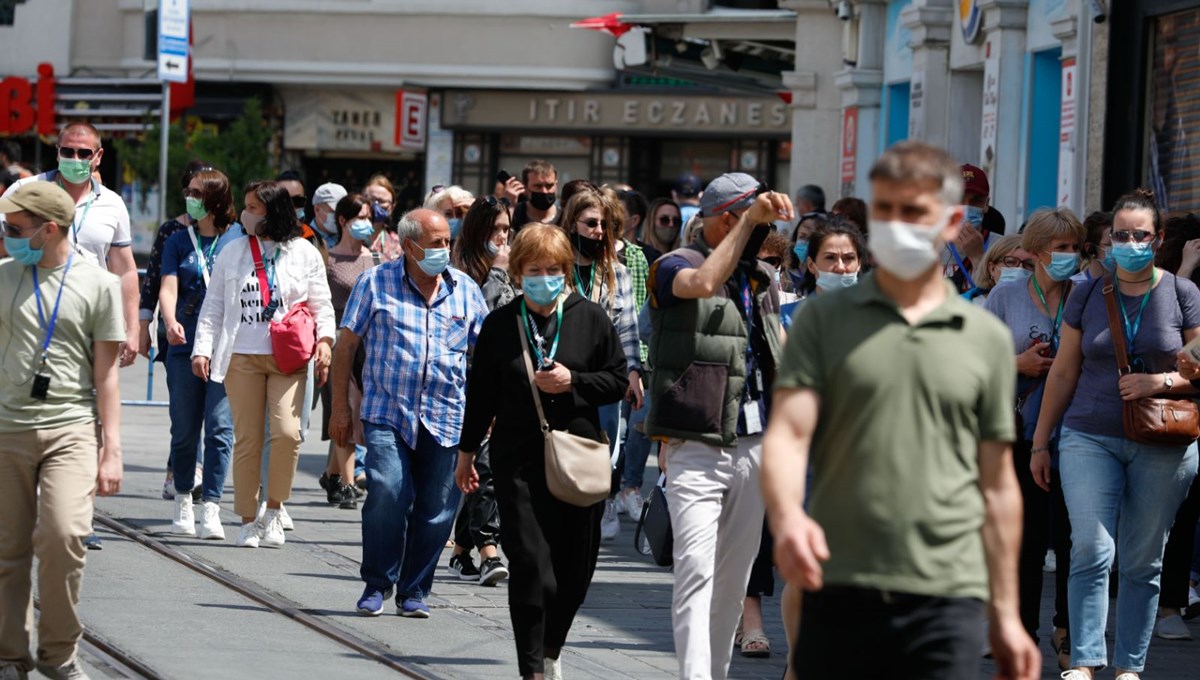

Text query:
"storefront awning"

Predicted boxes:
[[572, 8, 797, 96]]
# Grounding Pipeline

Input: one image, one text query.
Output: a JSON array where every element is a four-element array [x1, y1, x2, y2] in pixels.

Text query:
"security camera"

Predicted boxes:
[[836, 1, 853, 22], [1089, 0, 1107, 24]]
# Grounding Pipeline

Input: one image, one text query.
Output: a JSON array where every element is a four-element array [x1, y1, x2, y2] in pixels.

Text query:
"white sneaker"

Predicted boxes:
[[544, 656, 562, 680], [171, 493, 196, 535], [260, 510, 285, 548], [236, 521, 260, 548], [600, 499, 619, 541], [1114, 674, 1140, 680], [1188, 585, 1200, 608], [198, 502, 225, 540], [1060, 672, 1090, 680], [1043, 549, 1057, 573], [1154, 613, 1192, 640], [278, 503, 294, 531], [620, 487, 643, 519]]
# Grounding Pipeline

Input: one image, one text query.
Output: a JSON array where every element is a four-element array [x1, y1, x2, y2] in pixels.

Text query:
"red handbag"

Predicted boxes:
[[249, 237, 315, 374]]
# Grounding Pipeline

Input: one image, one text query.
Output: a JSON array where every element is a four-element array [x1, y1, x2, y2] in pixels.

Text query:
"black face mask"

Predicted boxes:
[[574, 232, 603, 260], [529, 191, 556, 212]]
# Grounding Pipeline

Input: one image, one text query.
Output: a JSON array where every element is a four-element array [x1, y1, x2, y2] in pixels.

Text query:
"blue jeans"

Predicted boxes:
[[355, 444, 367, 479], [620, 394, 653, 490], [360, 421, 460, 600], [166, 351, 232, 502], [1059, 427, 1198, 671]]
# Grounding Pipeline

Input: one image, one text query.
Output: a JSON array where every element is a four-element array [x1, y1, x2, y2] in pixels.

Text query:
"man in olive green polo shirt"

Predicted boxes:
[[762, 142, 1039, 679]]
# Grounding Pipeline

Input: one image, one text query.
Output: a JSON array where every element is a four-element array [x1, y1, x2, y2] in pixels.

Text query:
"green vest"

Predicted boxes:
[[645, 241, 783, 447]]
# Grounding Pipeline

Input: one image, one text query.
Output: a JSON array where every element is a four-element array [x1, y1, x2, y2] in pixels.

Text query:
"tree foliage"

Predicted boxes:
[[114, 98, 274, 219]]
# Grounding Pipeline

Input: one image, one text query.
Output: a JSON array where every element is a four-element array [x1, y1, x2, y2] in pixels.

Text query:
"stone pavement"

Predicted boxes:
[[26, 358, 1200, 678]]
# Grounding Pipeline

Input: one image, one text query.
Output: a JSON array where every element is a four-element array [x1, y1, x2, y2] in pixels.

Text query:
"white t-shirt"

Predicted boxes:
[[230, 241, 277, 355], [2, 172, 132, 267]]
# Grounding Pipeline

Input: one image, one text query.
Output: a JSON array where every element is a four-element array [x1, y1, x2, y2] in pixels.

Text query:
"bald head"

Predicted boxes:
[[397, 208, 450, 248]]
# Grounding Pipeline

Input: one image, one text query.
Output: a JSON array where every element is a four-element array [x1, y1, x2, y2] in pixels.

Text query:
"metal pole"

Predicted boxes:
[[158, 82, 170, 226]]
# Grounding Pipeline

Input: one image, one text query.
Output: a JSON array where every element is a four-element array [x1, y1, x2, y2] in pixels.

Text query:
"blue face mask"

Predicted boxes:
[[295, 208, 306, 222], [964, 205, 985, 229], [348, 219, 375, 241], [1112, 241, 1156, 273], [523, 274, 565, 306], [1044, 252, 1080, 281], [816, 270, 858, 290], [1100, 246, 1117, 271], [413, 244, 451, 276], [792, 240, 809, 264], [4, 226, 45, 266], [372, 203, 389, 224], [997, 267, 1030, 284], [448, 218, 463, 240]]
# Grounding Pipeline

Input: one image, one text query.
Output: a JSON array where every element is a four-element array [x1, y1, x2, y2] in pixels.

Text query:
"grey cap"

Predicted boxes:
[[699, 172, 760, 217], [312, 182, 347, 207]]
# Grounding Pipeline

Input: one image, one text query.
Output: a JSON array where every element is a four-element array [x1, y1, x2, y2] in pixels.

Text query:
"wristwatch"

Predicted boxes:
[[1164, 373, 1175, 390]]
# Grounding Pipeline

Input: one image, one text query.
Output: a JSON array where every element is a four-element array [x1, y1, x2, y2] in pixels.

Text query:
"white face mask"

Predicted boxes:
[[867, 211, 950, 281], [816, 270, 858, 290]]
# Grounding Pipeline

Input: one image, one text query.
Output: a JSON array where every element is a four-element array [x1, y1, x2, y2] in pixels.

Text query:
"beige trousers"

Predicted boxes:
[[224, 354, 306, 519], [0, 423, 97, 670]]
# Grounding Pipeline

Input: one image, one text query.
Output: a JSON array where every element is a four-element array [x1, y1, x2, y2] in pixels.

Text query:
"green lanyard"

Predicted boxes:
[[1119, 268, 1159, 349], [520, 297, 563, 367], [1030, 275, 1065, 349], [573, 264, 595, 300]]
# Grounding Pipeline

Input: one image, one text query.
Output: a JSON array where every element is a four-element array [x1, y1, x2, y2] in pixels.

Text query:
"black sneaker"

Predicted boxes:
[[479, 557, 509, 587], [319, 471, 331, 492], [448, 553, 480, 581], [336, 484, 358, 510], [324, 474, 344, 505]]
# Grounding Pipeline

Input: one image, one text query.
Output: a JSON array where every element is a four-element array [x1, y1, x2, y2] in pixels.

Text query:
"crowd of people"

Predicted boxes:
[[0, 120, 1198, 680]]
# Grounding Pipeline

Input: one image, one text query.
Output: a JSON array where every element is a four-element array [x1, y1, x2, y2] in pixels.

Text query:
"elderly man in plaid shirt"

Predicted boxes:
[[330, 208, 488, 619]]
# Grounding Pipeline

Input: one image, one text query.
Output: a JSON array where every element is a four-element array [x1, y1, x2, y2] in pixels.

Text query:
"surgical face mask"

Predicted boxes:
[[964, 205, 984, 229], [348, 219, 375, 241], [771, 268, 781, 284], [371, 203, 389, 224], [654, 225, 678, 246], [3, 225, 46, 266], [185, 197, 209, 222], [57, 157, 92, 184], [241, 210, 264, 236], [413, 243, 450, 276], [997, 267, 1030, 284], [485, 240, 500, 256], [1100, 246, 1117, 271], [792, 240, 809, 265], [867, 215, 947, 281], [1111, 240, 1157, 273], [319, 211, 338, 235], [529, 192, 556, 212], [448, 217, 463, 240], [295, 208, 306, 222], [1043, 252, 1080, 281], [816, 270, 858, 290], [523, 274, 565, 306]]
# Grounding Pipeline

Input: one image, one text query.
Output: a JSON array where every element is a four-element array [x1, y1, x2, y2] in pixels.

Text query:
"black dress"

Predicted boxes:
[[460, 291, 628, 678]]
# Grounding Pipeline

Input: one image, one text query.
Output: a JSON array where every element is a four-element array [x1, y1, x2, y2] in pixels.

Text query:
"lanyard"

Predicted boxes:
[[187, 227, 218, 287], [737, 271, 756, 362], [520, 297, 563, 367], [947, 243, 976, 291], [573, 264, 596, 301], [30, 254, 75, 365], [56, 176, 95, 245], [1030, 275, 1065, 349], [1119, 269, 1158, 349]]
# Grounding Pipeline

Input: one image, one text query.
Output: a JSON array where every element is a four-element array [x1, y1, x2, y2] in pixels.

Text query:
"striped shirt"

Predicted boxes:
[[342, 258, 487, 449]]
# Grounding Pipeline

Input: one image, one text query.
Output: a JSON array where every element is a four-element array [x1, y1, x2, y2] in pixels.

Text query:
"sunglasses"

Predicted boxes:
[[1111, 229, 1157, 244], [290, 195, 307, 209], [999, 256, 1036, 271], [577, 218, 606, 230], [482, 195, 512, 209], [657, 215, 682, 227], [58, 146, 97, 161]]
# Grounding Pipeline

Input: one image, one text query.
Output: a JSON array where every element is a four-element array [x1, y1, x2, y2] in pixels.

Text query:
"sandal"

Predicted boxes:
[[740, 629, 771, 658], [733, 617, 744, 648]]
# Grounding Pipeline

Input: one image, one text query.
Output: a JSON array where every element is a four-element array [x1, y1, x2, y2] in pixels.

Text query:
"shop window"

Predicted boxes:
[[1148, 8, 1200, 213], [1026, 48, 1062, 215]]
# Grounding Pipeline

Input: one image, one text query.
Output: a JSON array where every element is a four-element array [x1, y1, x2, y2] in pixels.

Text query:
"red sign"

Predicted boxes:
[[0, 63, 56, 136], [395, 91, 428, 150], [840, 107, 858, 190]]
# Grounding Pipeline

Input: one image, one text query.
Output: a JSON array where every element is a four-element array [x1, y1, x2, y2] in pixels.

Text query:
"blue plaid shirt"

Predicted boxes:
[[342, 258, 487, 449]]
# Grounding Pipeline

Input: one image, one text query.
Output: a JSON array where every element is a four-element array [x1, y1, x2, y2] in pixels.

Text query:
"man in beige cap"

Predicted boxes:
[[0, 182, 125, 680]]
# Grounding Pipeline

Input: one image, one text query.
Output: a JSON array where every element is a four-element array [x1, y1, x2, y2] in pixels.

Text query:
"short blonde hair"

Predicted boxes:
[[423, 185, 473, 211], [508, 223, 576, 288], [1020, 207, 1086, 256], [976, 233, 1023, 290]]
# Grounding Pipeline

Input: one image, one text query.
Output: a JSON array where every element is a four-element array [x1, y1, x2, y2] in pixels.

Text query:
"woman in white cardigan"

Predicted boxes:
[[192, 180, 335, 548]]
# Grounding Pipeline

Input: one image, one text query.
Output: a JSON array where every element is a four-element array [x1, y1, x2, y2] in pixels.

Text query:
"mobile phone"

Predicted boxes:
[[496, 169, 512, 185], [538, 361, 554, 372]]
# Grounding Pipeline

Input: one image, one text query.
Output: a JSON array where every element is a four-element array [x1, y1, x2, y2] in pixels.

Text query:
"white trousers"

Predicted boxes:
[[666, 436, 765, 680]]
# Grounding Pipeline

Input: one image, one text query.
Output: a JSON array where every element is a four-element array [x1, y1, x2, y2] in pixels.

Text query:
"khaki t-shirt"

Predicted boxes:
[[0, 258, 124, 433], [775, 273, 1016, 600]]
